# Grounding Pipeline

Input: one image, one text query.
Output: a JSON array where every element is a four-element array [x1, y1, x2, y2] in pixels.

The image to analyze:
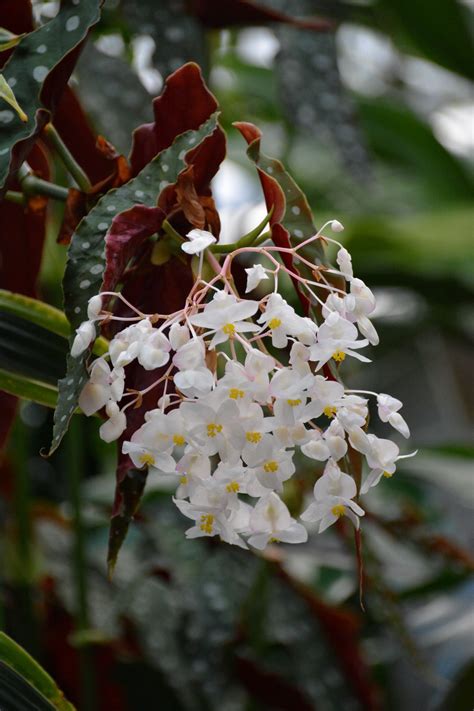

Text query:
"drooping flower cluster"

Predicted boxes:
[[72, 220, 415, 550]]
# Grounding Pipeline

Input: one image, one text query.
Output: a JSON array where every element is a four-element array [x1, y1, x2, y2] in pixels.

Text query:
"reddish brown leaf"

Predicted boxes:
[[175, 165, 206, 229], [102, 205, 166, 294], [190, 0, 333, 31], [53, 87, 115, 186], [130, 62, 225, 180]]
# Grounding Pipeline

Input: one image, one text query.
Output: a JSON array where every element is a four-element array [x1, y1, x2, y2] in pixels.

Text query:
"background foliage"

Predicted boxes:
[[0, 1, 473, 709]]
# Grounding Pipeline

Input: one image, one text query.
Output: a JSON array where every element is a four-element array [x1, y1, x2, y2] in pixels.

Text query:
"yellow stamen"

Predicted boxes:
[[226, 481, 240, 493], [246, 431, 262, 443], [323, 406, 337, 418], [139, 453, 155, 466], [332, 350, 346, 363], [223, 323, 236, 336], [207, 422, 223, 438], [173, 434, 185, 446], [287, 398, 302, 407], [331, 504, 346, 518], [268, 317, 282, 330], [263, 460, 279, 473], [180, 475, 188, 485], [269, 537, 280, 543], [200, 514, 214, 534], [382, 470, 393, 478], [229, 388, 245, 400]]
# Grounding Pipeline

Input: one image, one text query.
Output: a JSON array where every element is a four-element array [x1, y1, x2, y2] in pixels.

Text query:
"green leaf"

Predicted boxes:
[[379, 0, 474, 81], [0, 632, 75, 710], [48, 113, 220, 456], [0, 27, 25, 52], [0, 311, 67, 385], [0, 0, 103, 192], [0, 74, 27, 121], [0, 368, 58, 408], [0, 289, 70, 338]]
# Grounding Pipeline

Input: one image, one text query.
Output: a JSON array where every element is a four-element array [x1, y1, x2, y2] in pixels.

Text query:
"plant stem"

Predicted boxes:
[[67, 417, 97, 711], [20, 174, 69, 202], [4, 190, 26, 206], [44, 122, 92, 193]]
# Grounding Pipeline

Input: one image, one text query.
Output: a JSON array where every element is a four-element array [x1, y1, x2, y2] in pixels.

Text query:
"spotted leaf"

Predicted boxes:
[[47, 112, 219, 456], [0, 0, 103, 193]]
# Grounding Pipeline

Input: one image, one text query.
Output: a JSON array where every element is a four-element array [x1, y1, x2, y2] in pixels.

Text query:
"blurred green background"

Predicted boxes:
[[1, 0, 473, 709]]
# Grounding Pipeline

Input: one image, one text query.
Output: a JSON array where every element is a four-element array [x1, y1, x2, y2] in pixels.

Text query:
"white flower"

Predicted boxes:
[[174, 367, 214, 398], [99, 401, 127, 443], [336, 247, 353, 281], [189, 291, 259, 348], [301, 420, 347, 462], [71, 320, 96, 357], [301, 460, 364, 531], [360, 434, 417, 493], [330, 220, 344, 233], [377, 393, 410, 438], [248, 493, 307, 549], [175, 450, 211, 499], [79, 358, 124, 416], [169, 322, 190, 350], [258, 293, 313, 348], [181, 228, 216, 254], [244, 435, 295, 493], [309, 312, 370, 369], [180, 399, 245, 460], [245, 264, 269, 292], [87, 294, 103, 320], [138, 330, 171, 370]]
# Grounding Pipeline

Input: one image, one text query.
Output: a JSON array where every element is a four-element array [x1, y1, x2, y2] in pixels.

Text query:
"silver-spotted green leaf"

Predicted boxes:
[[0, 74, 27, 122], [0, 0, 102, 192], [48, 113, 220, 455], [0, 28, 25, 52]]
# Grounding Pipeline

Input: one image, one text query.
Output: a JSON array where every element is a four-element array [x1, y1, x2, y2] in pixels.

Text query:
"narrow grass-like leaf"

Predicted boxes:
[[0, 632, 74, 710]]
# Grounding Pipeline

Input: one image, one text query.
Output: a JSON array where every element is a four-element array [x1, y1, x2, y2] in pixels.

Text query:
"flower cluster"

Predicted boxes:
[[72, 220, 415, 550]]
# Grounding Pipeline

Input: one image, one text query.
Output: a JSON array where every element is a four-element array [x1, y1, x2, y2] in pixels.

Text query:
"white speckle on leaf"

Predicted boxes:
[[162, 164, 169, 172], [74, 307, 81, 314], [178, 150, 186, 160], [267, 166, 273, 174], [0, 147, 9, 155], [106, 205, 116, 213], [90, 264, 103, 275], [97, 223, 108, 231], [135, 190, 144, 198], [0, 111, 14, 124], [81, 242, 90, 249], [291, 206, 301, 215], [33, 66, 48, 82], [294, 229, 303, 238], [159, 180, 169, 191], [60, 415, 67, 422], [7, 77, 16, 87], [79, 279, 91, 289], [66, 16, 80, 32], [36, 44, 47, 54]]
